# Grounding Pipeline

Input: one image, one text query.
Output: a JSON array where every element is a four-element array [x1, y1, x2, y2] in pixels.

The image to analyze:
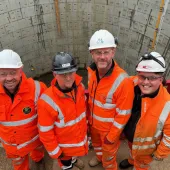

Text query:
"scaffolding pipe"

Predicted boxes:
[[55, 0, 61, 35], [150, 0, 169, 51]]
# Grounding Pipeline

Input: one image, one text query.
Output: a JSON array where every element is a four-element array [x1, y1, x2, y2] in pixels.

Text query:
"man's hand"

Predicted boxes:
[[104, 136, 113, 145], [58, 152, 64, 159]]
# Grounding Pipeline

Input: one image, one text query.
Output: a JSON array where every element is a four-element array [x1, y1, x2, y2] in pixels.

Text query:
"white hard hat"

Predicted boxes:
[[89, 29, 117, 50], [136, 52, 166, 72], [0, 49, 23, 68]]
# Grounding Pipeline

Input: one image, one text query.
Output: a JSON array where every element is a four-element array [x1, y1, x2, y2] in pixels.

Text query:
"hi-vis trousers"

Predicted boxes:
[[91, 127, 120, 170], [7, 145, 44, 170], [127, 142, 153, 170]]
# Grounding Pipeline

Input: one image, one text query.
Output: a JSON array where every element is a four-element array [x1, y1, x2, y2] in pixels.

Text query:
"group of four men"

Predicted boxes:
[[0, 29, 170, 170]]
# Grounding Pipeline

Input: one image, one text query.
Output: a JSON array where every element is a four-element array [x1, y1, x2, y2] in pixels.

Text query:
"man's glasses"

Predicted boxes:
[[138, 75, 162, 81]]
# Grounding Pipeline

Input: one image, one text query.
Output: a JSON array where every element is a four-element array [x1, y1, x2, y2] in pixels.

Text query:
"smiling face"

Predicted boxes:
[[0, 68, 22, 93], [137, 72, 163, 95], [91, 48, 115, 72]]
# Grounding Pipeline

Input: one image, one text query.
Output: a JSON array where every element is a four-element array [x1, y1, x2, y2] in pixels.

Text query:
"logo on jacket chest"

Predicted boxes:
[[23, 107, 32, 114]]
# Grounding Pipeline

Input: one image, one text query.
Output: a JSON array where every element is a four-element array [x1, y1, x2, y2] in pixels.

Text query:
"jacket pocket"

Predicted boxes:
[[0, 105, 6, 121]]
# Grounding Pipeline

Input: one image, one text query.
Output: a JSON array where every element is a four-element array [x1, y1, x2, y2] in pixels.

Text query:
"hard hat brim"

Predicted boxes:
[[89, 44, 117, 50], [0, 64, 23, 69], [53, 67, 77, 75]]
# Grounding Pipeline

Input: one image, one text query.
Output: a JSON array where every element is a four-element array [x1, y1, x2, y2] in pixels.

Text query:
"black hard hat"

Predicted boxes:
[[52, 52, 77, 74]]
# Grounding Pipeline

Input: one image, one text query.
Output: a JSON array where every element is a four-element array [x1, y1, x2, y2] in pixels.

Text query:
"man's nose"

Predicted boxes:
[[143, 77, 149, 83], [65, 74, 71, 80]]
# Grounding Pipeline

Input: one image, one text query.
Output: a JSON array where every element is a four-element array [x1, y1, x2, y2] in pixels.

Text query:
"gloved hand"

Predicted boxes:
[[104, 136, 113, 145], [58, 152, 64, 159]]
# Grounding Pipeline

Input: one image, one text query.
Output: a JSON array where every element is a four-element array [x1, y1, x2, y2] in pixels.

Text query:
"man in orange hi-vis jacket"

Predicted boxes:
[[119, 52, 170, 170], [87, 29, 134, 170], [0, 49, 47, 170], [37, 52, 88, 170]]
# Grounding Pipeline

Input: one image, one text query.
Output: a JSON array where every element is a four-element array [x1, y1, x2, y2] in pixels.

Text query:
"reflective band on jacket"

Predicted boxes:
[[116, 108, 131, 115], [133, 144, 156, 150], [55, 111, 86, 128], [0, 114, 37, 126], [113, 121, 125, 129], [93, 113, 125, 129], [133, 101, 170, 150], [90, 73, 128, 109], [38, 124, 54, 132], [34, 80, 41, 105], [90, 97, 116, 109], [59, 135, 87, 147], [133, 77, 138, 85], [133, 137, 154, 142], [0, 81, 41, 151], [40, 94, 65, 123], [0, 81, 40, 127], [106, 73, 128, 103], [40, 94, 86, 129], [155, 101, 170, 137], [48, 136, 87, 156], [38, 111, 86, 131], [17, 134, 39, 149], [0, 135, 39, 150]]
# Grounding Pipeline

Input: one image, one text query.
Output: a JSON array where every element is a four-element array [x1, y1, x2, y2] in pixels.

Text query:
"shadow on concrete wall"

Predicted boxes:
[[36, 69, 88, 88]]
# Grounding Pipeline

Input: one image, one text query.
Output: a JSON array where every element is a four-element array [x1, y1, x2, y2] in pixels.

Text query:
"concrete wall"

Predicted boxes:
[[0, 0, 170, 78]]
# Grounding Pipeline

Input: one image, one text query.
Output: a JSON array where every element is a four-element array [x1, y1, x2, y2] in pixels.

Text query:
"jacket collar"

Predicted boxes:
[[89, 60, 115, 80], [51, 74, 82, 98]]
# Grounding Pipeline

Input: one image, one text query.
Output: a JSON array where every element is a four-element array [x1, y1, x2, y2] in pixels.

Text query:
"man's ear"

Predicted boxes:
[[91, 54, 94, 60], [112, 48, 116, 58], [19, 67, 23, 75]]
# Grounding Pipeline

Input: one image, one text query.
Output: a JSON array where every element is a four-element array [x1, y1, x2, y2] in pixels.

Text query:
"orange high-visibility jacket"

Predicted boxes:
[[132, 84, 170, 159], [87, 61, 134, 143], [0, 73, 47, 157], [130, 76, 138, 86], [37, 74, 88, 159]]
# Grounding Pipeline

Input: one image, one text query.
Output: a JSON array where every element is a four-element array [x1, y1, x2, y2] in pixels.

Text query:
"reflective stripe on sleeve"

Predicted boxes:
[[116, 108, 131, 115], [38, 124, 54, 132], [55, 112, 86, 128]]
